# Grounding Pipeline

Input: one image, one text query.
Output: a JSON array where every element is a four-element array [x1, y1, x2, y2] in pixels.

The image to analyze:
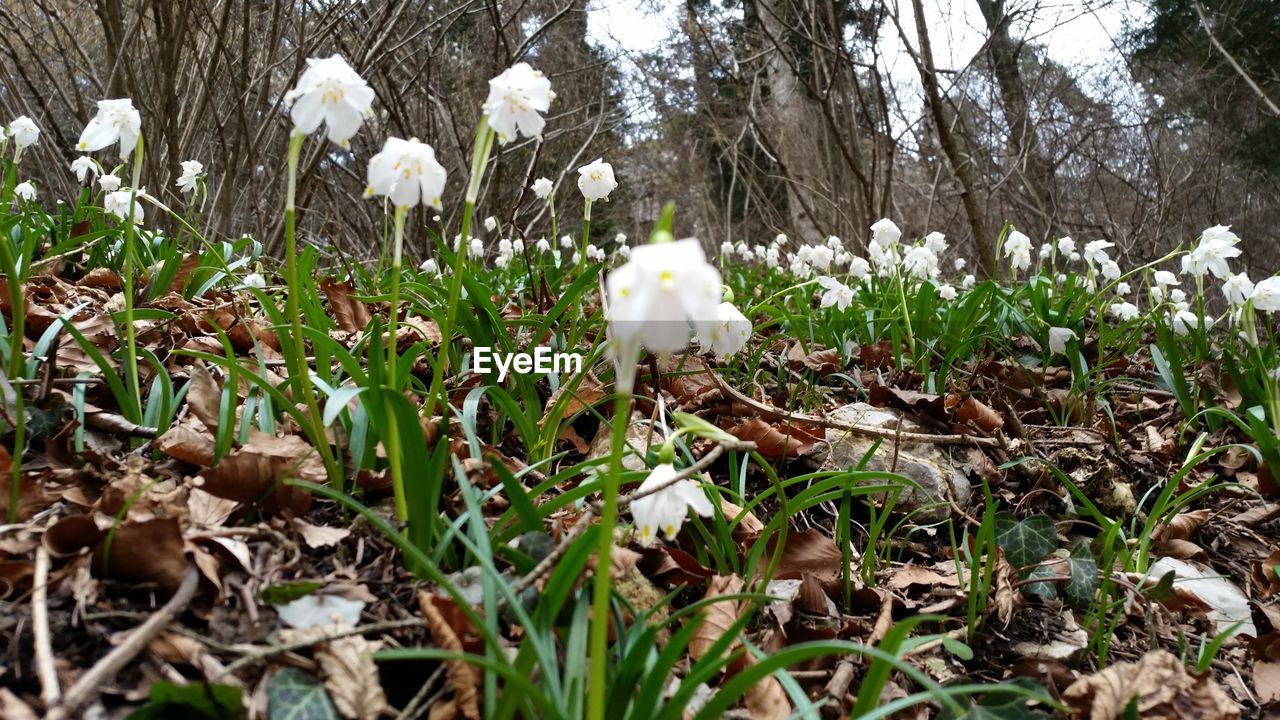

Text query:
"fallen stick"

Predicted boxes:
[[47, 565, 200, 720], [33, 547, 59, 708]]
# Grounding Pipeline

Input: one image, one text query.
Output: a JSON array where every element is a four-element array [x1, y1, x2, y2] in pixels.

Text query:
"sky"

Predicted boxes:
[[586, 0, 1151, 130]]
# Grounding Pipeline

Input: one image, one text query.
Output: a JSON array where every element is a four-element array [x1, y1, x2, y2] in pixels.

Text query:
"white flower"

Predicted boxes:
[[531, 177, 554, 199], [1100, 259, 1121, 281], [13, 181, 35, 200], [605, 238, 722, 355], [700, 301, 751, 357], [495, 255, 510, 269], [71, 156, 98, 183], [484, 216, 498, 233], [243, 273, 267, 289], [849, 257, 872, 280], [468, 237, 484, 260], [577, 158, 617, 201], [808, 245, 834, 271], [1172, 310, 1209, 336], [961, 274, 976, 290], [1182, 224, 1240, 279], [816, 276, 854, 311], [953, 257, 967, 271], [616, 244, 630, 260], [1170, 288, 1186, 304], [870, 218, 901, 247], [1004, 231, 1032, 272], [736, 241, 751, 259], [1223, 273, 1253, 306], [1083, 240, 1114, 267], [902, 246, 938, 279], [1039, 243, 1053, 260], [720, 240, 734, 258], [924, 231, 947, 255], [512, 239, 524, 254], [1048, 327, 1076, 354], [498, 238, 513, 257], [1251, 277, 1280, 312], [868, 240, 898, 272], [78, 98, 142, 159], [176, 160, 203, 193], [1116, 282, 1131, 295], [1069, 252, 1081, 263], [938, 284, 957, 301], [630, 463, 713, 546], [419, 258, 439, 274], [364, 137, 447, 209], [1153, 271, 1179, 289], [536, 238, 551, 253], [789, 257, 810, 277], [99, 174, 121, 192], [285, 55, 374, 147], [8, 116, 39, 149], [104, 189, 143, 223], [1109, 302, 1139, 322], [587, 244, 606, 263], [483, 63, 554, 145], [773, 233, 788, 246], [1057, 236, 1076, 255], [764, 247, 780, 269], [616, 233, 629, 245], [824, 236, 841, 251]]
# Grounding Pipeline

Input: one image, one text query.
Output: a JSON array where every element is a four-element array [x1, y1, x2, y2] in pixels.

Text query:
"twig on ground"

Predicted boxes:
[[213, 618, 426, 680], [396, 666, 446, 720], [33, 547, 59, 708], [47, 564, 200, 720]]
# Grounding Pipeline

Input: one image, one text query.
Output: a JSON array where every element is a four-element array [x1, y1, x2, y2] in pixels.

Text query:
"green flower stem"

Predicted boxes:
[[578, 198, 593, 273], [896, 272, 916, 359], [386, 203, 409, 521], [283, 133, 341, 488], [587, 381, 633, 720], [420, 122, 494, 430], [2, 151, 22, 523], [120, 136, 145, 421]]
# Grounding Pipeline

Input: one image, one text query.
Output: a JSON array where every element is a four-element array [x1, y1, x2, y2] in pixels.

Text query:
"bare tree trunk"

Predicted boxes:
[[907, 0, 994, 274]]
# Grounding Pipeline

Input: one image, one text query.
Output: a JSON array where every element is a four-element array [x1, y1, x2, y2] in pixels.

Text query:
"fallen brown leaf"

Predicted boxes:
[[689, 575, 744, 662], [787, 341, 842, 375], [195, 431, 322, 515], [419, 591, 481, 720], [315, 631, 389, 720], [727, 418, 823, 459], [1062, 649, 1240, 719], [322, 279, 373, 334]]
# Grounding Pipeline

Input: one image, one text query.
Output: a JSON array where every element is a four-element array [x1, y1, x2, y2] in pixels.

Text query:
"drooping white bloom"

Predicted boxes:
[[1048, 327, 1076, 354], [736, 241, 752, 259], [104, 189, 143, 223], [938, 284, 958, 301], [700, 301, 752, 357], [1069, 252, 1081, 263], [807, 245, 834, 271], [1182, 224, 1240, 279], [924, 231, 947, 255], [532, 177, 554, 199], [71, 156, 98, 183], [494, 255, 510, 269], [630, 463, 713, 546], [560, 235, 574, 249], [870, 218, 901, 248], [902, 246, 938, 279], [868, 240, 899, 272], [1004, 231, 1032, 272], [616, 244, 630, 260], [284, 55, 374, 147], [954, 257, 967, 271], [176, 160, 204, 193], [1109, 302, 1139, 322], [419, 258, 439, 274], [512, 239, 524, 253], [1057, 236, 1076, 255], [497, 238, 514, 257], [483, 63, 554, 145], [1117, 282, 1131, 295], [484, 216, 498, 233], [616, 232, 628, 245], [99, 174, 121, 192], [13, 181, 35, 200], [1223, 273, 1253, 306], [773, 233, 787, 246], [1083, 240, 1114, 267], [468, 237, 484, 260], [961, 274, 976, 290], [1039, 243, 1053, 260], [849, 256, 871, 280], [1172, 310, 1209, 336], [764, 247, 781, 269], [587, 244, 606, 263], [1153, 271, 1179, 289], [825, 235, 842, 251], [1251, 277, 1280, 312], [8, 116, 39, 149], [796, 245, 812, 263], [720, 240, 734, 258], [789, 257, 810, 277], [605, 238, 722, 356], [816, 276, 854, 311], [243, 273, 267, 289], [364, 137, 447, 209], [536, 238, 551, 253], [834, 250, 851, 267], [577, 158, 617, 201], [78, 98, 142, 159], [1099, 259, 1121, 281], [1169, 288, 1186, 304]]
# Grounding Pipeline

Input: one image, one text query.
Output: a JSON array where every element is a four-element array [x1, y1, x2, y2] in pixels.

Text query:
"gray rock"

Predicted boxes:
[[819, 403, 972, 522]]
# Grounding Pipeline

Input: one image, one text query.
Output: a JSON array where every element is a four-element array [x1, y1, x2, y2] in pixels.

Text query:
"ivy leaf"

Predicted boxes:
[[1023, 564, 1060, 600], [1064, 543, 1099, 609], [267, 668, 338, 720], [995, 513, 1057, 569]]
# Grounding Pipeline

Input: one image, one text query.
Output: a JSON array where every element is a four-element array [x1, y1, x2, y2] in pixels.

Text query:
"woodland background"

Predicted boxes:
[[1, 0, 1276, 276]]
